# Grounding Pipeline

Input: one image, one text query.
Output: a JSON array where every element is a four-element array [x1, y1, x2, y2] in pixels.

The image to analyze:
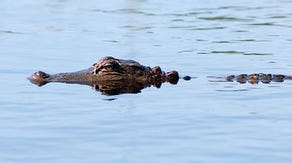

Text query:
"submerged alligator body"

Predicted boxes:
[[209, 73, 292, 84], [29, 56, 292, 95], [226, 73, 292, 84]]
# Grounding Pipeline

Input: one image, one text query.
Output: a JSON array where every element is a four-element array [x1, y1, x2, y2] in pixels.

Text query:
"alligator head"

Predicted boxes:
[[28, 56, 179, 95]]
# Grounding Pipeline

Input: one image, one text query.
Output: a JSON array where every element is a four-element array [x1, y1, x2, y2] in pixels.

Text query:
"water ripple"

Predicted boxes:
[[0, 30, 23, 34], [211, 51, 272, 55], [89, 8, 155, 16], [198, 16, 251, 22], [120, 25, 152, 31]]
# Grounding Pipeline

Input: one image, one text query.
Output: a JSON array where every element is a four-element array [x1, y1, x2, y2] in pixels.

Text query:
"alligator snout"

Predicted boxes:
[[28, 71, 50, 86]]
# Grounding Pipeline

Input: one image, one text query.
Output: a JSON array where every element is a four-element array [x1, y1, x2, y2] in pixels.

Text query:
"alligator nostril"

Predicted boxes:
[[28, 71, 50, 86], [35, 71, 50, 78]]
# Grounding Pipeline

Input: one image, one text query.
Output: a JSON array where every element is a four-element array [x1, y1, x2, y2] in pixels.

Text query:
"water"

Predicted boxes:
[[1, 0, 292, 162]]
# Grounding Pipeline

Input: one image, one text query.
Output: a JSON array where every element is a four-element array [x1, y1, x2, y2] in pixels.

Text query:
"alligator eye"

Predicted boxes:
[[103, 65, 111, 70], [111, 62, 120, 69], [138, 71, 144, 76], [102, 61, 120, 70]]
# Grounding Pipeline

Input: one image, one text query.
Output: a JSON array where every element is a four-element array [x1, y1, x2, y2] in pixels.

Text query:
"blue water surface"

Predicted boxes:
[[1, 0, 292, 162]]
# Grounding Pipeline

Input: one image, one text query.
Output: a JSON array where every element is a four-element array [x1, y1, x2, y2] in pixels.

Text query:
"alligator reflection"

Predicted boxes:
[[92, 79, 173, 95], [29, 72, 178, 96]]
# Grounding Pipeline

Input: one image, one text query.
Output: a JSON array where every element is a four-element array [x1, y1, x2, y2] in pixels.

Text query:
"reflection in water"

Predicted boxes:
[[29, 74, 182, 95], [92, 79, 168, 95]]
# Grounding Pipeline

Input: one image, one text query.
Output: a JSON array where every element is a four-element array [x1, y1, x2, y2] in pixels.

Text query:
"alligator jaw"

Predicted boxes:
[[28, 68, 96, 86]]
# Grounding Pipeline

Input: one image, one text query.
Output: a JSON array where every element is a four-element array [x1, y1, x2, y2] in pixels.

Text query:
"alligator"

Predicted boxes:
[[28, 56, 292, 95]]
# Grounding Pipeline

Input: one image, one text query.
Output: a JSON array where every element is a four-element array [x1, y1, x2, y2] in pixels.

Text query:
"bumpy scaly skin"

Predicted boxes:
[[91, 56, 179, 87], [28, 56, 179, 95], [226, 73, 292, 84]]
